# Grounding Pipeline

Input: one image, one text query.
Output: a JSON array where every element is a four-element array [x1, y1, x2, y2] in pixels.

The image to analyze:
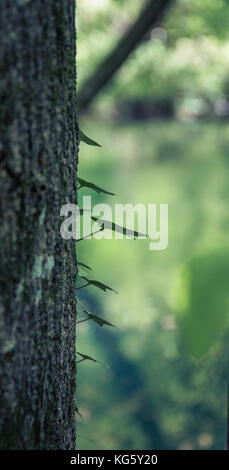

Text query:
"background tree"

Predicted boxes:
[[0, 0, 78, 449], [78, 0, 174, 111]]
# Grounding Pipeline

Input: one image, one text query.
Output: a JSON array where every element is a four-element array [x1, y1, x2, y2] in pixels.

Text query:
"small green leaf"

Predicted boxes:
[[78, 177, 115, 196], [77, 352, 98, 363], [78, 262, 92, 271], [81, 276, 118, 294], [79, 129, 101, 147], [91, 216, 147, 239], [77, 352, 109, 368], [83, 309, 116, 328]]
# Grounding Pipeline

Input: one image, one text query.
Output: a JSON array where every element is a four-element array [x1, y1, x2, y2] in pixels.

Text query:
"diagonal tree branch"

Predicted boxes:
[[78, 0, 174, 112]]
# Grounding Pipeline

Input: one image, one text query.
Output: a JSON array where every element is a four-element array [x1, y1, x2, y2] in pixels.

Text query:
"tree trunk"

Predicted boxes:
[[0, 0, 78, 450]]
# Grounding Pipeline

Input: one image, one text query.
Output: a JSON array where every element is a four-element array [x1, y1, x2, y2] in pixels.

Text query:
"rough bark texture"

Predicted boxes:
[[0, 0, 78, 449]]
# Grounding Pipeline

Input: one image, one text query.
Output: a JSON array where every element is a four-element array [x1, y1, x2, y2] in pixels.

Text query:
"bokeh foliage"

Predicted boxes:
[[78, 0, 229, 112], [76, 0, 229, 450]]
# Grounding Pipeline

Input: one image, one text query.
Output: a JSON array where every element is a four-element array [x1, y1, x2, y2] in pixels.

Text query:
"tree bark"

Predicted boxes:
[[0, 0, 78, 449], [78, 0, 174, 112]]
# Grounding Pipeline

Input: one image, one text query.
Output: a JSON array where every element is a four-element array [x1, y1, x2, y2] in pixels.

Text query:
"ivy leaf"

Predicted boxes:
[[78, 177, 115, 196], [91, 216, 147, 239], [78, 262, 92, 271], [81, 275, 118, 294], [76, 297, 116, 327], [77, 352, 109, 368], [79, 129, 101, 147], [77, 352, 98, 363], [83, 309, 116, 328]]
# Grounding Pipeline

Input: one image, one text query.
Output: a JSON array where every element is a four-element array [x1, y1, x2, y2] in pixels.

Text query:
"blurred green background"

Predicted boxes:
[[76, 0, 229, 449]]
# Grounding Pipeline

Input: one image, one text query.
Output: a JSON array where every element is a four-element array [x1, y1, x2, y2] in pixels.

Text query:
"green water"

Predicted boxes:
[[76, 120, 229, 450]]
